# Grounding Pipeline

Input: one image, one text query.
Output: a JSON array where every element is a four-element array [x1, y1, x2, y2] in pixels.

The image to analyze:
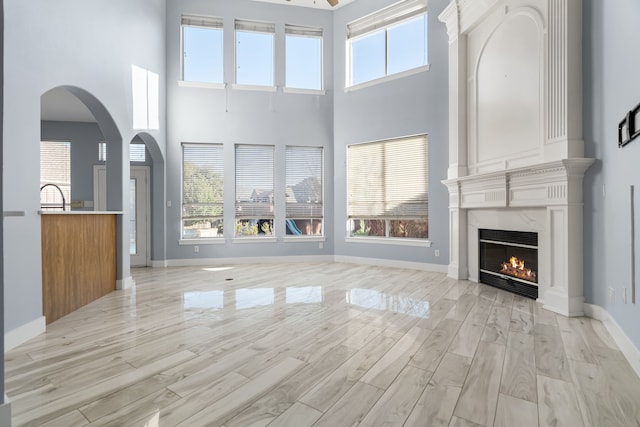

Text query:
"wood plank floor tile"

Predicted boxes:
[[4, 263, 640, 427], [454, 341, 506, 427]]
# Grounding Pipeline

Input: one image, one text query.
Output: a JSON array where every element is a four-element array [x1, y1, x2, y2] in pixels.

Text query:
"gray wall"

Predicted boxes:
[[332, 0, 449, 265], [4, 1, 166, 334], [583, 0, 640, 348], [166, 0, 335, 260]]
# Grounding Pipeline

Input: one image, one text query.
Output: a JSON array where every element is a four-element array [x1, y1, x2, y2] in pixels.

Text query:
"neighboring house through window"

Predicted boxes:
[[285, 146, 323, 236], [347, 134, 429, 240], [235, 145, 275, 237]]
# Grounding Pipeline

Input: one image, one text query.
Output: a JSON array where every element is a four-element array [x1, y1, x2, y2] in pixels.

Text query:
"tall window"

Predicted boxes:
[[347, 135, 428, 240], [347, 0, 428, 87], [235, 145, 275, 237], [40, 140, 71, 211], [235, 20, 275, 87], [285, 146, 323, 236], [285, 24, 323, 91], [181, 15, 224, 84], [182, 144, 224, 239]]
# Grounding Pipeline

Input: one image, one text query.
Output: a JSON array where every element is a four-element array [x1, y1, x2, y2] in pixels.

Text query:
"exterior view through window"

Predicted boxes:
[[285, 146, 323, 236], [181, 15, 224, 84], [285, 25, 323, 90], [235, 20, 275, 87], [235, 145, 275, 237]]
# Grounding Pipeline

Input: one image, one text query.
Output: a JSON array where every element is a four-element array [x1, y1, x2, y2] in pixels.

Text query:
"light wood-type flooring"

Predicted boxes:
[[6, 263, 640, 426]]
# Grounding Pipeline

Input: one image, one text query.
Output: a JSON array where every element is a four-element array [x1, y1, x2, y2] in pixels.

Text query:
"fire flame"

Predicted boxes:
[[500, 256, 537, 283]]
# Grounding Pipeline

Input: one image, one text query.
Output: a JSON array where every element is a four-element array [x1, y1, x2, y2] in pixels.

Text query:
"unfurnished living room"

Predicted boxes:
[[1, 0, 640, 426]]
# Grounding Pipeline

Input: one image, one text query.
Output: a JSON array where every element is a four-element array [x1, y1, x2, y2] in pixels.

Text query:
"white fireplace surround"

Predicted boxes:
[[439, 0, 593, 316]]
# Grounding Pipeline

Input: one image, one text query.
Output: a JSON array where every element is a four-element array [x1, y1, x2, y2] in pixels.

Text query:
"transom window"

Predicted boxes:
[[285, 24, 323, 91], [347, 0, 428, 87], [235, 20, 275, 87], [98, 142, 147, 163], [182, 144, 224, 239], [235, 145, 275, 237], [181, 15, 224, 84], [347, 135, 429, 240], [285, 146, 323, 236]]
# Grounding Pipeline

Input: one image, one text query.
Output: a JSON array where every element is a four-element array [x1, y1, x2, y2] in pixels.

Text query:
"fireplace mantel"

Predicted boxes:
[[438, 0, 592, 316]]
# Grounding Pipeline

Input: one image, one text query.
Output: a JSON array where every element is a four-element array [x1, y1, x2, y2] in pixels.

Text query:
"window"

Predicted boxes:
[[40, 140, 71, 211], [347, 0, 428, 87], [285, 24, 323, 91], [181, 15, 224, 84], [235, 20, 275, 87], [182, 144, 224, 239], [285, 146, 323, 236], [235, 145, 275, 237], [347, 135, 428, 240], [98, 142, 147, 163]]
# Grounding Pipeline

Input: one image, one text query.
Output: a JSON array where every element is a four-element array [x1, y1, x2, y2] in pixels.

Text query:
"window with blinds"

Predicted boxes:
[[347, 0, 428, 87], [182, 14, 224, 84], [235, 145, 275, 237], [347, 135, 428, 239], [235, 20, 275, 86], [98, 142, 146, 163], [285, 146, 323, 236], [182, 144, 224, 239], [40, 141, 71, 211], [285, 24, 323, 91]]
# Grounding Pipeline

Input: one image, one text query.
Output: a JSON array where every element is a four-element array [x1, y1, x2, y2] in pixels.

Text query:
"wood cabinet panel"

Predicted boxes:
[[41, 214, 117, 324]]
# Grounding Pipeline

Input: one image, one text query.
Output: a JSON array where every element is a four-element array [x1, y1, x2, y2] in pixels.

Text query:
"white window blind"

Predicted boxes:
[[347, 135, 428, 219], [285, 24, 323, 37], [235, 145, 275, 219], [40, 140, 71, 210], [347, 0, 427, 39], [182, 144, 224, 238], [182, 14, 223, 29], [285, 146, 323, 219], [235, 19, 275, 33]]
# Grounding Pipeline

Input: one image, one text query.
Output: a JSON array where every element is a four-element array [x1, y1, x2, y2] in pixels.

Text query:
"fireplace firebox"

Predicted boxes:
[[479, 229, 538, 299]]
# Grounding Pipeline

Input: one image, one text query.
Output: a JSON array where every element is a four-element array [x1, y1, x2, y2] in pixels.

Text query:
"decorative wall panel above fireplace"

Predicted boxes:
[[439, 0, 593, 317]]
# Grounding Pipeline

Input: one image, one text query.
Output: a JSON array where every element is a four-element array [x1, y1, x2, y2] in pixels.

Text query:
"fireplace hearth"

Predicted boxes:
[[479, 229, 538, 299]]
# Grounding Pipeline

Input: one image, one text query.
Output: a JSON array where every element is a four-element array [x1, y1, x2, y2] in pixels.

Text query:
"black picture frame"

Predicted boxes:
[[620, 116, 631, 148]]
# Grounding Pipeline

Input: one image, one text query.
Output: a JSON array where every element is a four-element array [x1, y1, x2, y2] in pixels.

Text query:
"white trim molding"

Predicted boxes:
[[584, 303, 640, 378], [116, 276, 135, 290], [163, 255, 334, 268], [334, 255, 448, 274], [5, 316, 46, 352]]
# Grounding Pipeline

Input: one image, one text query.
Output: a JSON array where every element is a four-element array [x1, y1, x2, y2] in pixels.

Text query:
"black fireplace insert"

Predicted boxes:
[[479, 229, 538, 299]]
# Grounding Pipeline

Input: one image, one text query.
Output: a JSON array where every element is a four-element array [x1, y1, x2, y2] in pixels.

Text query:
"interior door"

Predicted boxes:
[[94, 165, 150, 267]]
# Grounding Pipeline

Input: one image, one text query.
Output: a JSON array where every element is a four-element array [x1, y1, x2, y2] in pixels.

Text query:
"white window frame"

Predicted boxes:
[[346, 0, 429, 90], [181, 143, 225, 243], [180, 14, 225, 87], [233, 19, 276, 90], [346, 134, 430, 247], [284, 146, 325, 242], [284, 24, 325, 94], [40, 140, 71, 211]]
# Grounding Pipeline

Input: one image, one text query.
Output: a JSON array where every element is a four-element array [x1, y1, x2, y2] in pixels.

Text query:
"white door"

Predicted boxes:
[[94, 165, 150, 267]]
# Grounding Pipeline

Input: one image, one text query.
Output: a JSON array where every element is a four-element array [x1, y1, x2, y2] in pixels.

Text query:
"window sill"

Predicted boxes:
[[178, 80, 225, 90], [283, 236, 326, 243], [231, 83, 277, 93], [179, 238, 226, 245], [345, 236, 432, 247], [283, 87, 326, 96], [345, 64, 430, 93], [232, 237, 278, 244]]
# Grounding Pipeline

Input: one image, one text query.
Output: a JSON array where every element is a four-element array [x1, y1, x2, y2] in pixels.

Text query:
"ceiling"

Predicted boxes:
[[252, 0, 357, 10], [41, 87, 97, 123]]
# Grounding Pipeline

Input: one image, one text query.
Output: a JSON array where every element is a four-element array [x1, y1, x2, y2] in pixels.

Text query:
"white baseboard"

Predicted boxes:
[[0, 396, 11, 427], [5, 316, 46, 352], [584, 303, 640, 378], [116, 276, 135, 290], [334, 255, 449, 273], [163, 255, 335, 267], [150, 259, 168, 268]]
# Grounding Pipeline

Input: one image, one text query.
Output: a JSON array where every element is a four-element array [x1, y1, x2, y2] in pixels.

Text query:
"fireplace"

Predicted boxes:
[[479, 229, 538, 300]]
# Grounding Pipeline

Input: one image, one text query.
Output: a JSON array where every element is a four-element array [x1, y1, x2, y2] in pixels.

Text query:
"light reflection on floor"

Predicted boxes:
[[183, 285, 430, 318]]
